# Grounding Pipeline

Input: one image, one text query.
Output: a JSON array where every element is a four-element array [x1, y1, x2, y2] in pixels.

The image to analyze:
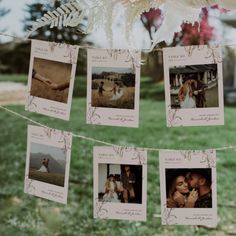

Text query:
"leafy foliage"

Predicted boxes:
[[26, 1, 82, 37], [23, 1, 87, 44], [26, 0, 163, 47], [26, 1, 236, 49]]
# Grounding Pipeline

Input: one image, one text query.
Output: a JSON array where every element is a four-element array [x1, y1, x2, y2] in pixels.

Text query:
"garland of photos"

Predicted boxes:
[[1, 30, 236, 152], [1, 2, 236, 225], [0, 27, 236, 151]]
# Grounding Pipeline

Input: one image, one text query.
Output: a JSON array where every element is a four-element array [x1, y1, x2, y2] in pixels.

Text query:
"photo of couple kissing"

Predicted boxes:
[[166, 169, 212, 208]]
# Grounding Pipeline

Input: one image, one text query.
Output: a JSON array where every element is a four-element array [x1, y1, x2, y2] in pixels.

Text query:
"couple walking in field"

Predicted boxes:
[[98, 81, 124, 101]]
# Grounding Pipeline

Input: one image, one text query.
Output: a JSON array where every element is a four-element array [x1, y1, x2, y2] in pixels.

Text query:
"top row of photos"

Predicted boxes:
[[25, 40, 224, 127]]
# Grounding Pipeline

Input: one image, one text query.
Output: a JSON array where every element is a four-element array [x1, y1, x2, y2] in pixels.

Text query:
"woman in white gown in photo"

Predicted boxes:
[[110, 82, 124, 101], [178, 80, 196, 109], [103, 174, 120, 203], [37, 158, 49, 173]]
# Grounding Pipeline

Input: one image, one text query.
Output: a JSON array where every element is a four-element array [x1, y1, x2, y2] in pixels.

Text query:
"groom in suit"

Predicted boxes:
[[191, 79, 206, 108], [188, 169, 212, 208]]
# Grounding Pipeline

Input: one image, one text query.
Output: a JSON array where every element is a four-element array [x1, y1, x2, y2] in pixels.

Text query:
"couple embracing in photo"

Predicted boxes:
[[167, 169, 212, 208], [38, 158, 50, 173], [178, 78, 206, 109]]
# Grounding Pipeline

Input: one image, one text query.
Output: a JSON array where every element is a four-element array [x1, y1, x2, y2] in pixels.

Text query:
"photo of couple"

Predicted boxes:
[[166, 168, 212, 208], [98, 81, 124, 101], [169, 64, 218, 109], [28, 142, 66, 187], [38, 157, 50, 172], [91, 67, 136, 109], [30, 57, 71, 103], [98, 164, 142, 204]]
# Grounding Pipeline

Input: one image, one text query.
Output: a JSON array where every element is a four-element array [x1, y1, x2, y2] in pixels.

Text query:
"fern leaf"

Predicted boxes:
[[26, 2, 83, 38], [60, 5, 71, 14], [66, 3, 77, 12], [58, 15, 63, 28], [43, 14, 51, 21], [52, 10, 60, 17], [67, 11, 84, 27], [56, 7, 65, 15], [47, 11, 56, 18]]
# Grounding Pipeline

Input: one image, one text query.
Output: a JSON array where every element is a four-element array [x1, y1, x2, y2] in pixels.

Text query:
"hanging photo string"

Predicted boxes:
[[0, 104, 236, 152], [0, 31, 163, 53], [0, 32, 236, 53], [1, 32, 236, 152], [2, 31, 236, 52], [0, 32, 146, 69]]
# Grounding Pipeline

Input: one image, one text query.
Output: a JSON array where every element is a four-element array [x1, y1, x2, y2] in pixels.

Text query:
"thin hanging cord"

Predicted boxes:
[[0, 32, 28, 41], [0, 105, 120, 148], [1, 105, 236, 152], [1, 31, 236, 51]]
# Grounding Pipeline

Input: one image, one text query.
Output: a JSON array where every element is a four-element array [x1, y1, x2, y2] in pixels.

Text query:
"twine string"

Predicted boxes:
[[2, 31, 236, 52], [1, 105, 236, 152]]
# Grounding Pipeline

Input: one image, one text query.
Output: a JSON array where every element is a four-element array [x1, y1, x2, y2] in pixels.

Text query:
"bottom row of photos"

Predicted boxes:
[[24, 125, 217, 226]]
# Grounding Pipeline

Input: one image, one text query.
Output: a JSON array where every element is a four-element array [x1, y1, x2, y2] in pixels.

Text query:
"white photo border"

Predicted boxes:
[[25, 39, 79, 121], [163, 45, 224, 127], [159, 149, 217, 226], [87, 49, 141, 128], [24, 125, 72, 204], [93, 146, 147, 221]]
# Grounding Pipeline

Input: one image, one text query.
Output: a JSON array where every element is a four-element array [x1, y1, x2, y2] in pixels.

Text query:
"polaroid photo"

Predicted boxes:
[[163, 45, 224, 127], [87, 49, 141, 127], [94, 146, 147, 221], [159, 149, 217, 226], [24, 125, 72, 204], [26, 39, 79, 120]]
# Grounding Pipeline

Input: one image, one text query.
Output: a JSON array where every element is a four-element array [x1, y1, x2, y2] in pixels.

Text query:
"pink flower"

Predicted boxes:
[[173, 7, 214, 46], [141, 8, 162, 22], [141, 8, 163, 32]]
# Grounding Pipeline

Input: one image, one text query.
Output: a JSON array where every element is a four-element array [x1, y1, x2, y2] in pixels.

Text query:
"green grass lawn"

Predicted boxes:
[[0, 74, 28, 83], [0, 98, 236, 236]]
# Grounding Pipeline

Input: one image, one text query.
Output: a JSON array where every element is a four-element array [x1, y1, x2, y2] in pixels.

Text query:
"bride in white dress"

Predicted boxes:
[[37, 158, 49, 172], [178, 80, 196, 109], [110, 82, 124, 101], [38, 164, 48, 172], [103, 175, 120, 203]]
